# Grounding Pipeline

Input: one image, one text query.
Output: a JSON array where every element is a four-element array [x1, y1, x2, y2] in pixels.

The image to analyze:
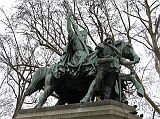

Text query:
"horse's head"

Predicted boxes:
[[115, 40, 140, 63]]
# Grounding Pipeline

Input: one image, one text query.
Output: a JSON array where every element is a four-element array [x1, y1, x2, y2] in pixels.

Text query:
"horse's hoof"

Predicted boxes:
[[80, 99, 86, 103], [80, 97, 90, 104], [80, 100, 88, 106], [34, 105, 41, 109]]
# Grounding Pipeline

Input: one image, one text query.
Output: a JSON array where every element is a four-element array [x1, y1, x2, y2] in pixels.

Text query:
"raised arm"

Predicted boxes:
[[63, 0, 78, 38], [67, 12, 74, 37]]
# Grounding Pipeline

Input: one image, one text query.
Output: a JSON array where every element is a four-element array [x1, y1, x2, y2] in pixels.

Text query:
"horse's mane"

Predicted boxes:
[[115, 40, 130, 47], [115, 40, 123, 47]]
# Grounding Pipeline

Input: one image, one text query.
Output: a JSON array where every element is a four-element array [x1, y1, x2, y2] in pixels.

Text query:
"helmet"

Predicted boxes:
[[104, 35, 114, 45]]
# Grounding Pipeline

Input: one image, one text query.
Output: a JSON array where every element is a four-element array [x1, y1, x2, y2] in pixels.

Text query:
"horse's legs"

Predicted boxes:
[[80, 79, 96, 103], [25, 68, 47, 96], [128, 75, 144, 97], [81, 70, 106, 103], [120, 74, 144, 97], [25, 84, 36, 96], [25, 78, 44, 96], [35, 73, 54, 108]]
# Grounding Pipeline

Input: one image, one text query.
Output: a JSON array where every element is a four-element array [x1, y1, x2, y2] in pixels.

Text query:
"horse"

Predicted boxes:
[[25, 40, 143, 108]]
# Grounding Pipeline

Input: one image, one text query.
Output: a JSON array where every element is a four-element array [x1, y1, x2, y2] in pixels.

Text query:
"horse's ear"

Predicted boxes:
[[128, 40, 131, 44]]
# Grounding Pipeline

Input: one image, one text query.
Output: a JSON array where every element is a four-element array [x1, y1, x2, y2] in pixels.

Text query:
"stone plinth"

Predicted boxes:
[[14, 100, 141, 119]]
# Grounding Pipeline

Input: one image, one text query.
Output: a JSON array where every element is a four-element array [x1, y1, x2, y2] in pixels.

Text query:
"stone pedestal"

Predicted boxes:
[[14, 100, 141, 119]]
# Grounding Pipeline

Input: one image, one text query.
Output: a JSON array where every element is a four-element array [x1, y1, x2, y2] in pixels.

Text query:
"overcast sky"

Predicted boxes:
[[0, 0, 160, 119], [0, 0, 159, 9], [0, 0, 16, 10]]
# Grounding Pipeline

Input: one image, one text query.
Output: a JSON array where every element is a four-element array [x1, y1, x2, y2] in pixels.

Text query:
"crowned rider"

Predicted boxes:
[[59, 0, 91, 75]]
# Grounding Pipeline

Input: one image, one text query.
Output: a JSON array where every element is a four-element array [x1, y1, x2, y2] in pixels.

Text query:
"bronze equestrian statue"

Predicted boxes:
[[24, 0, 144, 108]]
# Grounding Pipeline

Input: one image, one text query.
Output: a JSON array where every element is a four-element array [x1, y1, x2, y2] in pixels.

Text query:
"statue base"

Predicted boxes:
[[14, 100, 141, 119]]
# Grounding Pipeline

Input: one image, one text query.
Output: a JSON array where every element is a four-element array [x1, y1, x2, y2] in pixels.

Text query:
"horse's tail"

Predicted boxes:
[[25, 67, 48, 96]]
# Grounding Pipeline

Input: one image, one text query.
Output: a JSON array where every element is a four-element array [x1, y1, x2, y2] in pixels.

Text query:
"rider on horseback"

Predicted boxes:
[[59, 0, 92, 75]]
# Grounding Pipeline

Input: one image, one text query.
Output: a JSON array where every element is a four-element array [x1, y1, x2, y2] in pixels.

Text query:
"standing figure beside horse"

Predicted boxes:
[[80, 37, 144, 103]]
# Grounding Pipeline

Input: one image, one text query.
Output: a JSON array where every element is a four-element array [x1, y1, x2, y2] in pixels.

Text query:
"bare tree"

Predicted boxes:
[[0, 0, 160, 118], [0, 5, 59, 117]]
